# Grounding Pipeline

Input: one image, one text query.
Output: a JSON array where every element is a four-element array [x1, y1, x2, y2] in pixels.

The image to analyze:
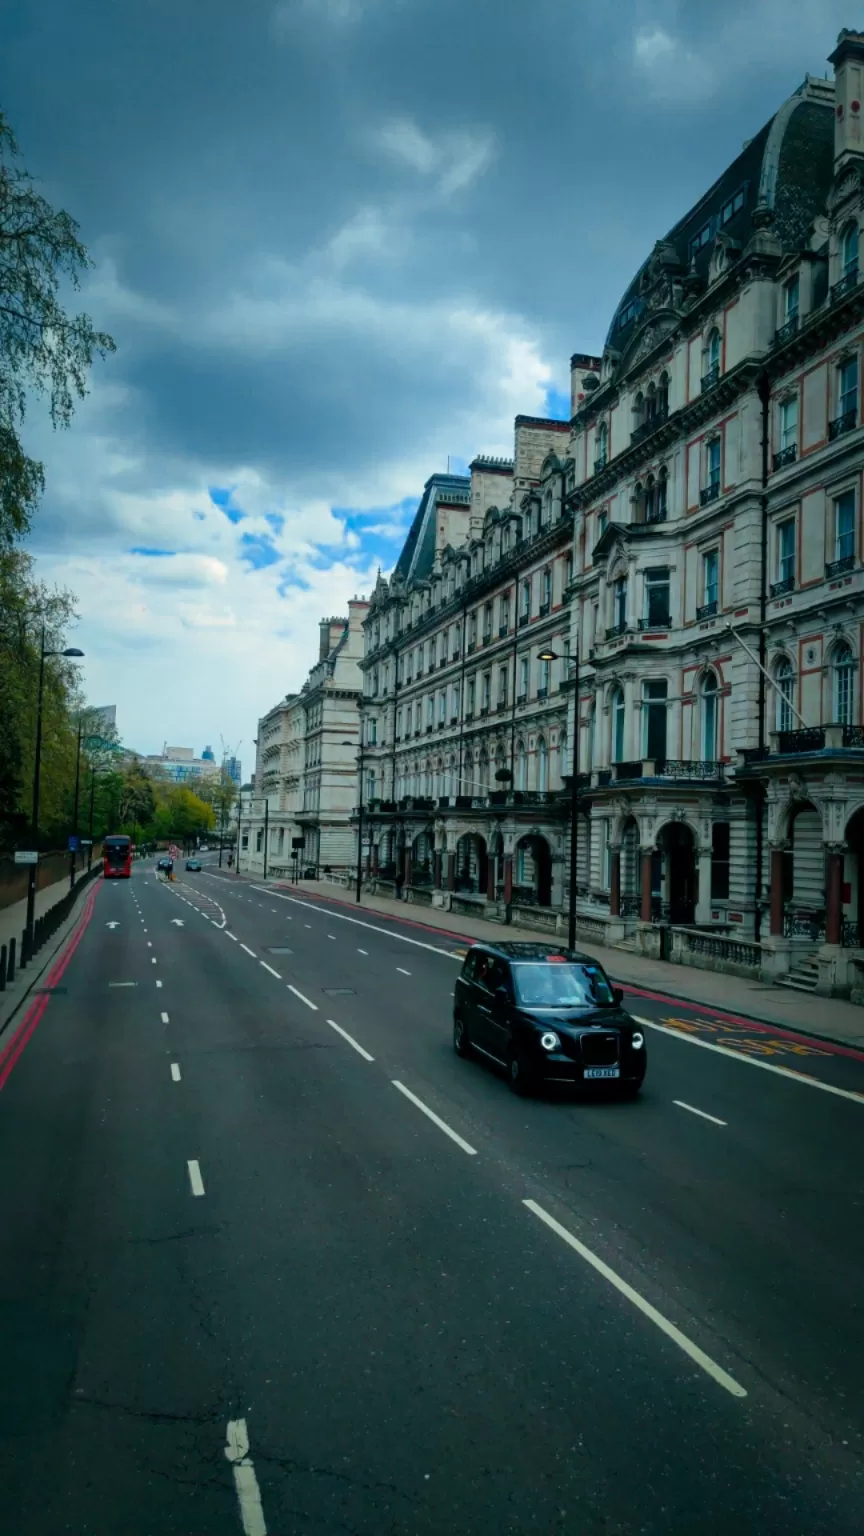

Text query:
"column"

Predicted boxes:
[[769, 847, 786, 937], [404, 848, 412, 892], [371, 844, 379, 875], [433, 848, 442, 889], [640, 848, 653, 923], [826, 847, 844, 946], [446, 848, 456, 891], [609, 845, 621, 918], [486, 853, 496, 901], [504, 855, 513, 905], [695, 845, 713, 924]]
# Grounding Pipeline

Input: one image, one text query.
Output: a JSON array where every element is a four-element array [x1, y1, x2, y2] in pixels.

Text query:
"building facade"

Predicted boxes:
[[242, 603, 368, 878], [355, 31, 864, 999]]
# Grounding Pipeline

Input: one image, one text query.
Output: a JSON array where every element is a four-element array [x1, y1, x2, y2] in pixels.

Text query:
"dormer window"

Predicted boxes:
[[720, 185, 746, 227], [784, 275, 799, 322], [689, 219, 714, 260], [842, 222, 859, 279]]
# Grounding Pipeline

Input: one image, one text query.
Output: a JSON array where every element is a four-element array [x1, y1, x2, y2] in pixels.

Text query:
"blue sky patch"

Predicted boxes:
[[131, 546, 174, 557], [265, 512, 285, 533], [544, 387, 571, 421], [239, 531, 281, 570], [209, 485, 245, 523]]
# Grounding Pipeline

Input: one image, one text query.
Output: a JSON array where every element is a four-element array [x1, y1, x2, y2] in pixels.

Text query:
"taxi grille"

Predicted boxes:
[[581, 1032, 619, 1068]]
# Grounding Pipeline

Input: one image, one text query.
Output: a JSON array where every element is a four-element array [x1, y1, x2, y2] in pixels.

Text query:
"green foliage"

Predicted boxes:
[[195, 764, 238, 829], [0, 111, 115, 543]]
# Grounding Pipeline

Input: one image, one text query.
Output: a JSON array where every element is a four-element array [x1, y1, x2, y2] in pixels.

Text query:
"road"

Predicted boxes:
[[0, 858, 863, 1534]]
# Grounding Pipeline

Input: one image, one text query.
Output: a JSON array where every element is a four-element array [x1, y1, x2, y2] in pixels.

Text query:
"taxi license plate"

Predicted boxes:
[[584, 1066, 620, 1080]]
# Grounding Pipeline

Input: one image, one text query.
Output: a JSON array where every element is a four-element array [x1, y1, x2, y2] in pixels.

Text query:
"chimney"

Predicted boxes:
[[319, 618, 332, 661], [570, 352, 603, 416], [829, 29, 864, 170]]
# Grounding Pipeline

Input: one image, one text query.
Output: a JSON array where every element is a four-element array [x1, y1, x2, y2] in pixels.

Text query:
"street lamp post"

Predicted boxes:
[[343, 701, 364, 903], [25, 628, 84, 955], [538, 647, 580, 951], [69, 713, 84, 890], [263, 796, 269, 881]]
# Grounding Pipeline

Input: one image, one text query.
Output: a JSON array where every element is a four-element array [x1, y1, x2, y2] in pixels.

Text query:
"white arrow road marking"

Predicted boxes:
[[105, 921, 120, 929], [170, 919, 185, 926]]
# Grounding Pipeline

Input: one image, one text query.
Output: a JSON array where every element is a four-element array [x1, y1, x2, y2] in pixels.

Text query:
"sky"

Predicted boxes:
[[1, 0, 856, 764]]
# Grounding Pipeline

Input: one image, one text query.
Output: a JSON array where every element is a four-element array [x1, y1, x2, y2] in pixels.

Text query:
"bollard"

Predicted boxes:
[[8, 935, 16, 984], [0, 943, 6, 992], [20, 928, 28, 968]]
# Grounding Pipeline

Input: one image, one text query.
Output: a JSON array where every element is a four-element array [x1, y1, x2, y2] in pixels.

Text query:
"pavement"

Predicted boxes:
[[279, 875, 864, 1049], [0, 864, 101, 1037], [1, 854, 863, 1534]]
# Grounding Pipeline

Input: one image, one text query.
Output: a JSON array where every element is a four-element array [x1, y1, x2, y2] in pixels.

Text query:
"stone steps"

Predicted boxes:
[[775, 955, 820, 992]]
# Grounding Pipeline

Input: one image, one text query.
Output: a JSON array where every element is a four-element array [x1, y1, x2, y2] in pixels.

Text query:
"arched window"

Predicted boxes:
[[366, 769, 376, 802], [633, 391, 645, 426], [596, 421, 608, 470], [587, 701, 596, 770], [644, 474, 656, 523], [656, 465, 669, 520], [774, 658, 794, 732], [842, 221, 859, 278], [834, 643, 855, 725], [701, 672, 719, 762], [478, 751, 489, 792], [657, 371, 669, 416], [610, 686, 625, 763], [537, 736, 549, 793], [515, 739, 527, 791]]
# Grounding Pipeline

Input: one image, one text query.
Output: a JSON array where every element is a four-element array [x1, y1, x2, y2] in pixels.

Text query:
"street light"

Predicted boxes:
[[538, 646, 579, 951], [26, 629, 85, 955], [343, 700, 365, 903]]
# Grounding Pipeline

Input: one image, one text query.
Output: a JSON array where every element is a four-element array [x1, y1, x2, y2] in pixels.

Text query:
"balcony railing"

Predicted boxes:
[[479, 704, 490, 716], [538, 601, 550, 617], [773, 314, 799, 346], [466, 639, 477, 653], [843, 725, 864, 747], [777, 727, 825, 753], [828, 407, 857, 440], [536, 686, 548, 701], [516, 691, 527, 705], [700, 481, 721, 506], [701, 362, 720, 393], [614, 761, 643, 781], [518, 612, 530, 627], [630, 405, 669, 446], [644, 503, 668, 525], [638, 613, 670, 630], [831, 267, 859, 303], [783, 907, 825, 942], [605, 621, 628, 640], [498, 621, 509, 636], [593, 456, 608, 476], [656, 759, 722, 780], [482, 631, 492, 645], [770, 574, 795, 597], [826, 554, 855, 578], [696, 598, 718, 620], [772, 444, 797, 471]]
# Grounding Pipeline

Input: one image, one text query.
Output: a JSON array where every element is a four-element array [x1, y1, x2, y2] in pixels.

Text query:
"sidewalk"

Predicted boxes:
[[0, 868, 99, 1039], [258, 875, 864, 1050], [0, 867, 96, 956]]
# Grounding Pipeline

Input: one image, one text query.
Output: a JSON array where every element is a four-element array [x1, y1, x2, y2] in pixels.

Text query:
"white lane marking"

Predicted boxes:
[[240, 943, 257, 958], [632, 1017, 864, 1107], [396, 967, 411, 976], [225, 1419, 268, 1536], [327, 934, 336, 940], [156, 980, 163, 989], [187, 1159, 205, 1197], [260, 961, 282, 979], [392, 1080, 477, 1156], [271, 909, 277, 913], [304, 923, 312, 929], [171, 1063, 181, 1082], [161, 1011, 169, 1023], [151, 957, 157, 964], [147, 941, 152, 947], [108, 982, 137, 988], [250, 886, 461, 959], [674, 1099, 727, 1127], [287, 983, 318, 1011], [226, 931, 238, 941], [326, 1018, 374, 1061], [357, 948, 368, 955], [523, 1199, 747, 1399]]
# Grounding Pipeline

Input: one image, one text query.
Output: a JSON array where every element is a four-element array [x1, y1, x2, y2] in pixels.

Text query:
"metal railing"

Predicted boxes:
[[773, 315, 799, 346], [777, 727, 825, 753], [696, 598, 718, 619], [828, 407, 857, 441], [831, 267, 859, 303], [769, 574, 795, 597], [826, 554, 855, 578], [701, 363, 720, 392], [700, 481, 721, 506], [783, 908, 825, 942], [772, 444, 797, 471]]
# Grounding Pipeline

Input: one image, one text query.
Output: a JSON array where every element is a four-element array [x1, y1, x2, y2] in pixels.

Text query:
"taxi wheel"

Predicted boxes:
[[507, 1049, 533, 1096], [453, 1015, 471, 1058]]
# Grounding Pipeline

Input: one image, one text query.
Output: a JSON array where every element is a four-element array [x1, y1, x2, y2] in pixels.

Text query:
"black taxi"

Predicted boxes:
[[453, 942, 646, 1096]]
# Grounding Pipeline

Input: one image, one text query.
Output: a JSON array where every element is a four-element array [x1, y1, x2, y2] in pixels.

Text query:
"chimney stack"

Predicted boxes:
[[829, 29, 864, 170]]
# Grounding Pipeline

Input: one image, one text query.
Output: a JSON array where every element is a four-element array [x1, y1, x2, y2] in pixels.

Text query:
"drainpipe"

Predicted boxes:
[[755, 369, 771, 943]]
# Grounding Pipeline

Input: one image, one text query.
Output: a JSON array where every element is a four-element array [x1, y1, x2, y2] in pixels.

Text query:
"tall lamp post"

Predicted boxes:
[[69, 712, 86, 890], [538, 646, 580, 951], [343, 700, 365, 903], [26, 629, 85, 955]]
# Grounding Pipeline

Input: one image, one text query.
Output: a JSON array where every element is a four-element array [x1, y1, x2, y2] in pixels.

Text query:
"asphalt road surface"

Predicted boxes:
[[1, 858, 863, 1534]]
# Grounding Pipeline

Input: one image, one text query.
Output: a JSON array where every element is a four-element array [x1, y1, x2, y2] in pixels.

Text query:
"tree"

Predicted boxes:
[[197, 764, 238, 840], [0, 112, 115, 543]]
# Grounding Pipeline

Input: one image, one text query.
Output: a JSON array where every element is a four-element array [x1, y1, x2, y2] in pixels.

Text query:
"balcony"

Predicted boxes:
[[437, 720, 446, 730], [450, 714, 459, 725], [773, 314, 799, 346], [593, 456, 608, 476], [696, 598, 718, 620], [605, 621, 628, 640], [464, 709, 474, 722], [518, 611, 530, 627], [700, 480, 721, 506], [701, 362, 720, 393], [772, 444, 797, 471], [482, 631, 493, 646], [498, 621, 509, 637], [536, 686, 548, 701], [644, 503, 667, 525], [479, 704, 490, 717], [844, 725, 864, 747], [516, 691, 527, 705], [777, 727, 825, 754], [538, 601, 550, 618], [466, 639, 477, 653], [638, 613, 670, 630], [831, 267, 860, 303], [770, 574, 795, 597], [829, 407, 857, 440], [630, 405, 668, 446], [826, 554, 855, 579]]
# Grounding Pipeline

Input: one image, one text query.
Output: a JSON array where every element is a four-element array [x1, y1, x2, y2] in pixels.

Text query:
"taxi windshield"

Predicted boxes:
[[512, 961, 614, 1010]]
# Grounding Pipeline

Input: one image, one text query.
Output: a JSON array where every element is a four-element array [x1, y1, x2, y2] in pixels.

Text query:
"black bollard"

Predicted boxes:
[[0, 944, 6, 992], [8, 935, 16, 983]]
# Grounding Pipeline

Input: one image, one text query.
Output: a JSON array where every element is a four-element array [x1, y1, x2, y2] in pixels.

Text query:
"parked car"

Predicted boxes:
[[185, 859, 202, 872], [453, 941, 646, 1097]]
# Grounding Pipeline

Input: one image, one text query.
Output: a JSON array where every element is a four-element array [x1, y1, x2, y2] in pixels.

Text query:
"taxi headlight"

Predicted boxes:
[[631, 1031, 644, 1050], [540, 1031, 560, 1052]]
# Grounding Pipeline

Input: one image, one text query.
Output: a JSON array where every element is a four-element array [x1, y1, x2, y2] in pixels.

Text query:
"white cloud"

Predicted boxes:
[[371, 117, 495, 199], [130, 554, 229, 588]]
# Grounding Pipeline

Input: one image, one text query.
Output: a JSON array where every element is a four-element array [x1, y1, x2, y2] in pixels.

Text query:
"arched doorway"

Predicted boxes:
[[658, 822, 696, 924], [455, 833, 487, 894], [514, 834, 553, 907], [620, 816, 640, 916], [782, 802, 825, 940], [411, 829, 435, 886]]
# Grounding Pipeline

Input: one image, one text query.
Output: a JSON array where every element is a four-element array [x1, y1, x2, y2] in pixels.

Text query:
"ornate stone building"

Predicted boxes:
[[357, 30, 864, 998]]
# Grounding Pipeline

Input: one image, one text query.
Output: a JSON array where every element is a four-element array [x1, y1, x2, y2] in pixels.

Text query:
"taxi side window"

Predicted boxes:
[[486, 958, 511, 997], [473, 953, 494, 992], [461, 950, 484, 983]]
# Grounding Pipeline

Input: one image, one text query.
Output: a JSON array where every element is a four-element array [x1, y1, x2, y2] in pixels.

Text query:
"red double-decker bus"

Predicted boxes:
[[103, 835, 133, 879]]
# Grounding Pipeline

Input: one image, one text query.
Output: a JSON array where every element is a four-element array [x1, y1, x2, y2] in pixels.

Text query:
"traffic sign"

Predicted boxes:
[[67, 835, 80, 852], [14, 851, 38, 865], [292, 837, 305, 849]]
